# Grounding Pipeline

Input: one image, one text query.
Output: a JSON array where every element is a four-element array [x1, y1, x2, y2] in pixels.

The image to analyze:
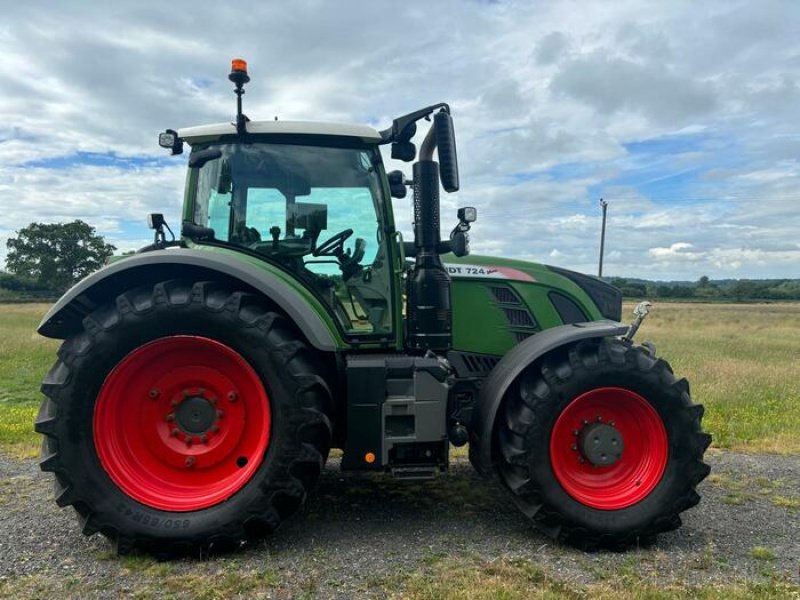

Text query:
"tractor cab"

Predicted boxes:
[[179, 131, 395, 335], [158, 58, 467, 344]]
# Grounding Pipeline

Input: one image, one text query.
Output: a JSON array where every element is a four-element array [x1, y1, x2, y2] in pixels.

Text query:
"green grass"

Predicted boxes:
[[373, 555, 799, 599], [1, 302, 800, 458], [750, 546, 777, 561], [625, 302, 800, 454], [0, 304, 58, 458], [1, 554, 796, 599], [705, 472, 799, 509]]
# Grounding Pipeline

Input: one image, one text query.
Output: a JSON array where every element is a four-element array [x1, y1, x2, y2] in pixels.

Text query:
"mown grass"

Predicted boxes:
[[376, 555, 800, 599], [0, 302, 798, 458], [0, 553, 797, 599], [705, 472, 800, 509], [0, 304, 59, 458], [628, 302, 800, 454]]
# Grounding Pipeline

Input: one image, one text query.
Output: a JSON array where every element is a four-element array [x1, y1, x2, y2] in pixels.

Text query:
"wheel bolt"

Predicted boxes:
[[227, 391, 238, 403], [596, 415, 603, 422], [571, 444, 577, 451], [171, 428, 180, 437], [572, 429, 579, 436], [609, 421, 615, 427], [198, 388, 206, 397], [217, 410, 224, 419], [200, 434, 208, 444], [185, 456, 195, 468], [170, 399, 179, 407], [209, 397, 218, 406], [148, 388, 160, 399], [211, 425, 220, 433], [185, 436, 193, 446], [578, 458, 585, 464], [165, 414, 175, 422], [582, 419, 589, 426], [182, 389, 191, 398]]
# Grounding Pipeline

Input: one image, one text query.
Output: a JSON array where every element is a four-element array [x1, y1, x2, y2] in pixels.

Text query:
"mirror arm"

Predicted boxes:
[[419, 121, 438, 161], [380, 103, 451, 143]]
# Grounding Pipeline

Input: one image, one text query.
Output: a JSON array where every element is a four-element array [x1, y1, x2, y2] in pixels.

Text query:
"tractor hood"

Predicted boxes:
[[443, 254, 622, 356]]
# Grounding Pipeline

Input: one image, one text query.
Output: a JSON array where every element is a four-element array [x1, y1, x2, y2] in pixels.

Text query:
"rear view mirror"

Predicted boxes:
[[391, 141, 416, 162], [450, 230, 469, 257], [188, 148, 222, 169], [387, 170, 407, 198], [434, 111, 459, 193]]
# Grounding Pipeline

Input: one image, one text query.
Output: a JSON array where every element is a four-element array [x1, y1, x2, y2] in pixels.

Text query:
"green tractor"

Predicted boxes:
[[35, 59, 710, 555]]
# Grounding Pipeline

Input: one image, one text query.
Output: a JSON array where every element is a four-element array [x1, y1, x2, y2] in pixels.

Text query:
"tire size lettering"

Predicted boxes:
[[116, 503, 190, 529]]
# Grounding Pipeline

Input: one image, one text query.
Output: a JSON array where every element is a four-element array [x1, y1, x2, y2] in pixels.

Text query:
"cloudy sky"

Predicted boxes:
[[1, 0, 799, 280]]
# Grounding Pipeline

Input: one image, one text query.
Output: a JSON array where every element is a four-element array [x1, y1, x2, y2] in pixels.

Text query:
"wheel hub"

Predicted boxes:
[[549, 387, 668, 510], [578, 422, 624, 466], [93, 336, 271, 512], [175, 396, 216, 434]]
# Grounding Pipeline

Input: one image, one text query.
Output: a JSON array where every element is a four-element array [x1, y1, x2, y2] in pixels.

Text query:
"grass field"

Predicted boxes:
[[0, 302, 799, 458]]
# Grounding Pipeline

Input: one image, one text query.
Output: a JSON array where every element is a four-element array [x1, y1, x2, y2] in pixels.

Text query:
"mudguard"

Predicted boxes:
[[469, 320, 628, 475], [37, 249, 340, 351]]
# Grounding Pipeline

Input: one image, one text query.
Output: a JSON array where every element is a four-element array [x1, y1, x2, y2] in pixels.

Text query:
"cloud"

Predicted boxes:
[[551, 55, 717, 125], [0, 0, 798, 281]]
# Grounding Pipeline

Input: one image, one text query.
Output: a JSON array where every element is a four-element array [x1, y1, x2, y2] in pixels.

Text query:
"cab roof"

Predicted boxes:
[[177, 120, 383, 145]]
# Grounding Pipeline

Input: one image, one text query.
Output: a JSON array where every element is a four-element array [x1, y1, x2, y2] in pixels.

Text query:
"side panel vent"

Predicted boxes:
[[490, 286, 521, 304], [447, 351, 501, 377], [503, 307, 536, 327], [549, 291, 589, 324]]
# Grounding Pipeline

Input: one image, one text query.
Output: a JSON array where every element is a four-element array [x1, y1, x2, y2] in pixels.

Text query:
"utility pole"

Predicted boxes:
[[598, 198, 608, 278]]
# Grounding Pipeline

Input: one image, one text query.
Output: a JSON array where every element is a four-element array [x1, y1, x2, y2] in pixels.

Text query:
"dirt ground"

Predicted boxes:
[[0, 449, 798, 598]]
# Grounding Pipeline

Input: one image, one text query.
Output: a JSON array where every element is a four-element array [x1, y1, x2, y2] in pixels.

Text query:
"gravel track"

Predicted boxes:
[[0, 449, 797, 597]]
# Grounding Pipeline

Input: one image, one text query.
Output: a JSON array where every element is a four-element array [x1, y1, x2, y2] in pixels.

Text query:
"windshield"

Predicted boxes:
[[190, 142, 392, 335]]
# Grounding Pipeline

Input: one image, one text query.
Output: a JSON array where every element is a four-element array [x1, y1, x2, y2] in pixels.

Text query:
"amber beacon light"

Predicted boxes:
[[228, 58, 250, 134]]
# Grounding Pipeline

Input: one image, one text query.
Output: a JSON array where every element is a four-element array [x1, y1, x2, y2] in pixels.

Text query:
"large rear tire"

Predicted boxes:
[[35, 280, 333, 556], [496, 338, 710, 549]]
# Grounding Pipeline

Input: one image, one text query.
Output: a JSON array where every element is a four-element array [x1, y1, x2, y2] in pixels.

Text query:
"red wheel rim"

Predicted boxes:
[[549, 387, 668, 510], [93, 336, 271, 512]]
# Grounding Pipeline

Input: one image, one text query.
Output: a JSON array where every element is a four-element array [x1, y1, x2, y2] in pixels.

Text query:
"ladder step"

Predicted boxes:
[[391, 466, 440, 481]]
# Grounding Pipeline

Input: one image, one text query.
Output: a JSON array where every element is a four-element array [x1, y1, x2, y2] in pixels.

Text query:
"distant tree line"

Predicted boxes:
[[1, 220, 115, 301], [611, 276, 800, 301]]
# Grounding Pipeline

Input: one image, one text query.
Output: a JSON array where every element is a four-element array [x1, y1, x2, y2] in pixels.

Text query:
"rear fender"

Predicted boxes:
[[37, 249, 341, 351], [469, 321, 628, 474]]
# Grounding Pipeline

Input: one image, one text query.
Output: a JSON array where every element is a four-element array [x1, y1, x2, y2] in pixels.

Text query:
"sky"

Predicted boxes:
[[1, 0, 799, 281]]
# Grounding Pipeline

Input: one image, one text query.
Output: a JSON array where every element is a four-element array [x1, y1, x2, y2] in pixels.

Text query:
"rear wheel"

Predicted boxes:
[[35, 280, 333, 556], [496, 338, 710, 549]]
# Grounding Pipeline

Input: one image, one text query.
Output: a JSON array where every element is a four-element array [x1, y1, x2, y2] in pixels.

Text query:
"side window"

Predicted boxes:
[[304, 187, 379, 273], [195, 159, 232, 241], [208, 193, 231, 241], [245, 188, 285, 239]]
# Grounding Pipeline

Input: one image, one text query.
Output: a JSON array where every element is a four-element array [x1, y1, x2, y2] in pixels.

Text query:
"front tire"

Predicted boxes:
[[496, 338, 711, 549], [35, 280, 333, 556]]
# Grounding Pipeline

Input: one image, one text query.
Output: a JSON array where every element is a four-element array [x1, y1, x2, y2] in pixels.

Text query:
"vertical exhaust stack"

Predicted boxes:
[[407, 111, 459, 353]]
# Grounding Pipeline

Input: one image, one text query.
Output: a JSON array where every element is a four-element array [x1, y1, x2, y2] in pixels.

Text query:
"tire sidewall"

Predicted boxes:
[[521, 345, 698, 534], [57, 292, 316, 542]]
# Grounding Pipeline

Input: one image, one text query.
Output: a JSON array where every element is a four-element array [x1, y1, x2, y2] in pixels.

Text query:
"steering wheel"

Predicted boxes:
[[313, 228, 353, 257]]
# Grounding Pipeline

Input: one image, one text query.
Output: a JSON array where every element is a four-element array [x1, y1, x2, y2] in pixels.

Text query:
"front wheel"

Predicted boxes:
[[35, 280, 333, 556], [496, 338, 711, 549]]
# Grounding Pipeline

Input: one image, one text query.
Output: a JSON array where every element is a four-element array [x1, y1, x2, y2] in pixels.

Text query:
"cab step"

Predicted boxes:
[[391, 465, 441, 480]]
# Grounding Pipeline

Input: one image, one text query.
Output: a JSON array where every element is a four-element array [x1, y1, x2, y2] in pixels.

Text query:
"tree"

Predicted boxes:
[[5, 221, 116, 291]]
